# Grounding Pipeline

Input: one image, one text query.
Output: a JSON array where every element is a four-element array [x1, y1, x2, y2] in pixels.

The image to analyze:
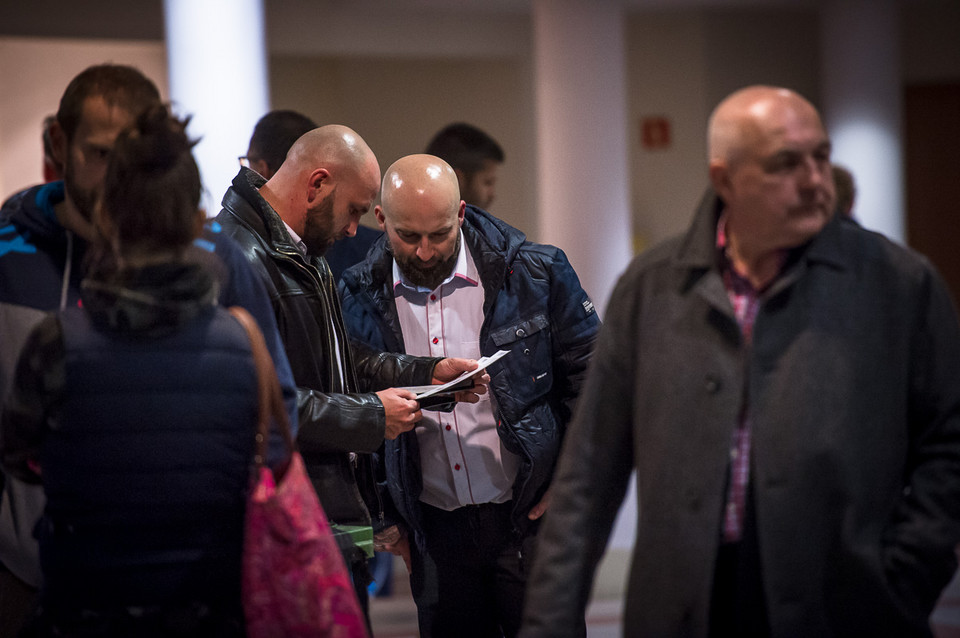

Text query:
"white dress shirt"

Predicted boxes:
[[392, 233, 519, 511]]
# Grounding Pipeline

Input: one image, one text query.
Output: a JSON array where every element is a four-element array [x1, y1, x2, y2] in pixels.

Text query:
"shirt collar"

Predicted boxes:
[[716, 213, 788, 293], [282, 220, 308, 256], [393, 229, 478, 295]]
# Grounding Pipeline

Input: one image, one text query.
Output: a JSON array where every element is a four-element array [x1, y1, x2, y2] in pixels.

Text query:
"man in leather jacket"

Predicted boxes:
[[215, 126, 481, 618], [338, 154, 600, 637]]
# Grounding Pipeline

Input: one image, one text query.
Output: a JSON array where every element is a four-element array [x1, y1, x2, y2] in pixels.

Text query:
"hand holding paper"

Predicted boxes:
[[404, 350, 510, 410], [422, 350, 509, 399]]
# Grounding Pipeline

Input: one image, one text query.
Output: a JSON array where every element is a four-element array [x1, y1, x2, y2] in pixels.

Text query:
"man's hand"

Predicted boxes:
[[528, 490, 551, 520], [432, 357, 490, 404], [374, 525, 413, 574], [376, 388, 422, 439]]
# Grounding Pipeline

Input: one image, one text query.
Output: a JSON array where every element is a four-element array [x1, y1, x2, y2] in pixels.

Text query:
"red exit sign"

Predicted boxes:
[[641, 116, 671, 150]]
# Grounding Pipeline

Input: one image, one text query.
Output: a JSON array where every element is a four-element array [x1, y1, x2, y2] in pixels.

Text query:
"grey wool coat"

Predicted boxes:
[[520, 191, 960, 638]]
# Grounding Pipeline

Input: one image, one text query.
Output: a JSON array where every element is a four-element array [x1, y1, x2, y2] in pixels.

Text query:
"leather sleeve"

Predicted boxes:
[[294, 387, 385, 455], [350, 340, 440, 393]]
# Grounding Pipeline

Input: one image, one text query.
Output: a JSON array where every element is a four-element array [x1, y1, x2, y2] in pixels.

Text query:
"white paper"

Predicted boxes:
[[409, 349, 510, 399]]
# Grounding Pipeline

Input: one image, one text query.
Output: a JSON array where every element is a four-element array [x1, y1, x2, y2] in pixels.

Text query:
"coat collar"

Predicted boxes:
[[673, 188, 848, 277], [673, 188, 848, 316]]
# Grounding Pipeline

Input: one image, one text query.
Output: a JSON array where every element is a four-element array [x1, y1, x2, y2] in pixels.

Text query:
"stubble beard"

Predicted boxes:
[[63, 160, 97, 223]]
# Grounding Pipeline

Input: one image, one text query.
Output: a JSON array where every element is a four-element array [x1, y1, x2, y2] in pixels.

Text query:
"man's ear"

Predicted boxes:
[[709, 160, 732, 201], [457, 201, 466, 226], [306, 168, 330, 202], [49, 120, 68, 168], [374, 205, 387, 230]]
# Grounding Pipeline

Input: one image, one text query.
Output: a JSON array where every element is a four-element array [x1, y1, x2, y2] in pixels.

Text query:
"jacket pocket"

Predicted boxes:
[[489, 314, 553, 409]]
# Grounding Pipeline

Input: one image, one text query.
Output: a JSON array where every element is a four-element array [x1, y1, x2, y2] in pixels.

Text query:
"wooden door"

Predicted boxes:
[[905, 84, 960, 305]]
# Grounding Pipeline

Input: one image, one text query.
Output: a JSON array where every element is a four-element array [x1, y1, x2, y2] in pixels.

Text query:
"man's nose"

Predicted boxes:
[[416, 240, 435, 261], [799, 157, 826, 188], [345, 217, 359, 237]]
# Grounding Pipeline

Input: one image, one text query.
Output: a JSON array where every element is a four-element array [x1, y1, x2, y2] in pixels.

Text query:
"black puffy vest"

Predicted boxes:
[[39, 305, 257, 611]]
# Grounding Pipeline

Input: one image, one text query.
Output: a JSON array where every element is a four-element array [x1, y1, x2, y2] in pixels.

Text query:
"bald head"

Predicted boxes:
[[283, 124, 378, 180], [376, 154, 465, 290], [706, 86, 835, 285], [381, 154, 461, 222], [708, 86, 826, 167], [260, 124, 380, 255]]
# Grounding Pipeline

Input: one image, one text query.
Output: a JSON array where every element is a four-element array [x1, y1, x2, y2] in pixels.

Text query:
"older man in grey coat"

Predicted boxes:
[[520, 86, 960, 638]]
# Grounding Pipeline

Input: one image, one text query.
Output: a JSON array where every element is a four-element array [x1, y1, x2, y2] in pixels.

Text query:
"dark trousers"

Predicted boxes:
[[0, 562, 37, 638], [709, 488, 771, 638], [410, 501, 532, 638], [350, 559, 372, 636]]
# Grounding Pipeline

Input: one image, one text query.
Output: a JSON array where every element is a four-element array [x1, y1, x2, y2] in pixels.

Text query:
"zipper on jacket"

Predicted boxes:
[[275, 248, 382, 527]]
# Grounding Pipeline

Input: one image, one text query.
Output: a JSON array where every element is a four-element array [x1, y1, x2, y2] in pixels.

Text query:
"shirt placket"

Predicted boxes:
[[425, 291, 475, 504], [721, 271, 760, 543]]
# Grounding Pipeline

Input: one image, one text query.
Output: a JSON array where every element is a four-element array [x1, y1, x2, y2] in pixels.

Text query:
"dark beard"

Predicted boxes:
[[302, 193, 335, 256], [392, 232, 461, 291]]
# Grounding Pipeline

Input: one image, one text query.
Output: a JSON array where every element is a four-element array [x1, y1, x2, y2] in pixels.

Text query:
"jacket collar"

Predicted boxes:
[[223, 168, 303, 258], [0, 182, 68, 242], [342, 206, 528, 336]]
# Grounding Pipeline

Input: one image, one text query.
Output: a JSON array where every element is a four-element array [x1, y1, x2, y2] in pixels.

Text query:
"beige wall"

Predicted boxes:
[[0, 37, 167, 202], [269, 55, 538, 235], [2, 3, 958, 246]]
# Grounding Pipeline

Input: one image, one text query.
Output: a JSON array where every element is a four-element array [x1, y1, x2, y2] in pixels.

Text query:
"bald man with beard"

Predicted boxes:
[[339, 154, 600, 638], [215, 128, 481, 620], [518, 86, 960, 638]]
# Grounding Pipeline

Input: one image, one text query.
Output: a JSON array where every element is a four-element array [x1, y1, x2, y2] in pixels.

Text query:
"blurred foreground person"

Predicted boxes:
[[520, 86, 960, 638], [0, 64, 296, 636], [1, 106, 267, 636]]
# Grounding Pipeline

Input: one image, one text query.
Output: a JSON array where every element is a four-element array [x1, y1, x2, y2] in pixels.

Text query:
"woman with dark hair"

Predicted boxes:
[[1, 105, 262, 636]]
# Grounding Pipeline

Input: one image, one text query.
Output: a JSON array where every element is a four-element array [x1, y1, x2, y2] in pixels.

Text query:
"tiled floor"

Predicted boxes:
[[369, 554, 960, 638]]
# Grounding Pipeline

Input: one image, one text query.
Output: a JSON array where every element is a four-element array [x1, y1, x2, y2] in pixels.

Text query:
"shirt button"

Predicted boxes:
[[432, 337, 439, 344], [445, 425, 452, 431], [516, 328, 526, 338], [454, 464, 461, 471], [430, 294, 437, 301]]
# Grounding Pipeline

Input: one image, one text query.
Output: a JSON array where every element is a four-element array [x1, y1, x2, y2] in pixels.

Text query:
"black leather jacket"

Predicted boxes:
[[215, 169, 439, 559]]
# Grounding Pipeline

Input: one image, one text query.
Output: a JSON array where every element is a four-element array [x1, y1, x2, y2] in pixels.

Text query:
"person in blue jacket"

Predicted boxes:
[[338, 154, 600, 638], [0, 64, 296, 635]]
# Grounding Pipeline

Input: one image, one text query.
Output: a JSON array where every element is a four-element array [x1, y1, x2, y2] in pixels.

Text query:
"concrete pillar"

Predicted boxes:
[[531, 0, 633, 317], [821, 0, 903, 242], [163, 0, 269, 214]]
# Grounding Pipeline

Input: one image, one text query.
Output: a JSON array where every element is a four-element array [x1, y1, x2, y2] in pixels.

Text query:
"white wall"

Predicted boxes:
[[0, 37, 167, 202]]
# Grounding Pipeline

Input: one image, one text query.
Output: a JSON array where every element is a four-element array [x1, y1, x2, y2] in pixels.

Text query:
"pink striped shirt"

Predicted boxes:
[[716, 216, 785, 543]]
